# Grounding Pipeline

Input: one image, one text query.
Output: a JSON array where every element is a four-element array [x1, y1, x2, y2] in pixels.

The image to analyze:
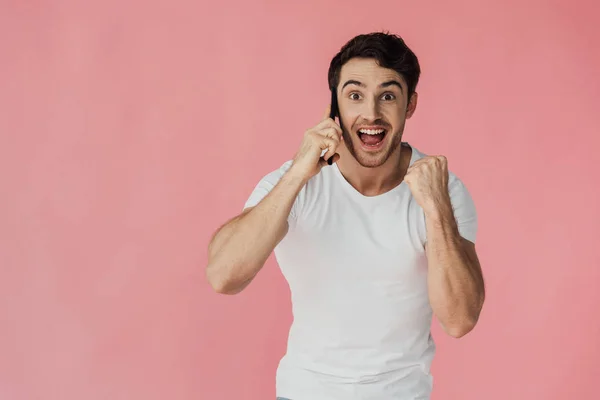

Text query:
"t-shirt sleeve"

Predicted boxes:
[[448, 177, 478, 243], [243, 160, 300, 219]]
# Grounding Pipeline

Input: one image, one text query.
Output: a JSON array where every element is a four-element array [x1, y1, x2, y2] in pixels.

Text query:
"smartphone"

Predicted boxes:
[[327, 89, 339, 165], [329, 88, 338, 120]]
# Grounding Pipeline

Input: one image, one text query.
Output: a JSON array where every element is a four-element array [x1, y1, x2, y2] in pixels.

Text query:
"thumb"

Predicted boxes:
[[319, 153, 340, 167]]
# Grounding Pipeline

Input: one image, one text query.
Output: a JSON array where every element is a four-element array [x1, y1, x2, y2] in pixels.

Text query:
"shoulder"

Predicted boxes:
[[243, 160, 297, 211], [252, 159, 334, 193], [257, 160, 295, 183]]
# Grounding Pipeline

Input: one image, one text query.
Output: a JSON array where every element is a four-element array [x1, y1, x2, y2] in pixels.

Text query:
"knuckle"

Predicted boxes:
[[326, 119, 341, 131]]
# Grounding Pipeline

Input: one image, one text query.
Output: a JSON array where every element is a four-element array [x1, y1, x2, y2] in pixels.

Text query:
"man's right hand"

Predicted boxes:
[[289, 106, 344, 182]]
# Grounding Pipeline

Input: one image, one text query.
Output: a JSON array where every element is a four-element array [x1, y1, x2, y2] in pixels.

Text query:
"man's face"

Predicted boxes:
[[336, 57, 417, 168]]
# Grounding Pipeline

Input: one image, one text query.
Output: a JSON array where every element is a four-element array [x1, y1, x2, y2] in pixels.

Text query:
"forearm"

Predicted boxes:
[[206, 169, 306, 294], [425, 201, 484, 337]]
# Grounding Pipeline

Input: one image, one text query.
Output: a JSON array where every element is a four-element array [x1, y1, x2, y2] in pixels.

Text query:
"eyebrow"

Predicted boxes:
[[341, 79, 404, 92]]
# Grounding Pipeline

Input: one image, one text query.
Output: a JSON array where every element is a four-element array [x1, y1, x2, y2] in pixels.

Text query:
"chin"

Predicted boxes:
[[354, 152, 391, 168]]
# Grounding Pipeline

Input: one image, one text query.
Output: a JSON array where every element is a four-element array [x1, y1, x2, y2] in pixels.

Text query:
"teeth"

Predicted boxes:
[[359, 129, 385, 135]]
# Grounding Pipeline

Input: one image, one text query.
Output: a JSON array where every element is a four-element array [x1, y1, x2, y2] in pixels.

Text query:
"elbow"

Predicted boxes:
[[443, 296, 485, 338], [205, 262, 251, 295], [207, 277, 234, 295], [442, 312, 480, 338], [206, 269, 239, 295], [445, 320, 476, 338], [205, 261, 230, 294]]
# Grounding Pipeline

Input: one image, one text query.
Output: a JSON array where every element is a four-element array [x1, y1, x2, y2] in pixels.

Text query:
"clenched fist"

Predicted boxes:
[[404, 155, 451, 217]]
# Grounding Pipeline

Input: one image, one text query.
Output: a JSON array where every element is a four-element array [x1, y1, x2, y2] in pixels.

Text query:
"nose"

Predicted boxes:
[[361, 96, 382, 122]]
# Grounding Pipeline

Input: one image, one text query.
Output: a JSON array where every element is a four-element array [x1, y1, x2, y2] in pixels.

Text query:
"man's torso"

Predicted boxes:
[[273, 144, 436, 400]]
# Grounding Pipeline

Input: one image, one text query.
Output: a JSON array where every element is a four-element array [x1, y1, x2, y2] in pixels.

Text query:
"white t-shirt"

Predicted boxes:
[[244, 143, 477, 400]]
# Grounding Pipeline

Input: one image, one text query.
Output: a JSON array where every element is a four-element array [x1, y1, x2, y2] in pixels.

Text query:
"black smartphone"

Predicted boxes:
[[329, 88, 338, 120], [327, 89, 339, 165]]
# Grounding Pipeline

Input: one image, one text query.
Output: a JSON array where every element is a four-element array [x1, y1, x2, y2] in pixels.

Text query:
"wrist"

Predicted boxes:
[[286, 165, 310, 186], [283, 166, 310, 189], [424, 196, 453, 223]]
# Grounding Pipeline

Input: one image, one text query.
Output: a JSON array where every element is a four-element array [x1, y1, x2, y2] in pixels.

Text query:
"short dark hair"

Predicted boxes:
[[327, 32, 421, 98]]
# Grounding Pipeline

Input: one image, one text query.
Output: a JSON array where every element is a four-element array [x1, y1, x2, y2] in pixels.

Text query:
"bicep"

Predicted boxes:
[[449, 178, 478, 243], [244, 160, 298, 216]]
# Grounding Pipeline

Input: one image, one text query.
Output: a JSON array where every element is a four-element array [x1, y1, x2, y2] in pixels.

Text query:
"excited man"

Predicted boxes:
[[206, 32, 485, 400]]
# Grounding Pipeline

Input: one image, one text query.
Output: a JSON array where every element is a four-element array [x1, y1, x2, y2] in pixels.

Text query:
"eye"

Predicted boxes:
[[381, 93, 396, 101], [349, 92, 361, 101]]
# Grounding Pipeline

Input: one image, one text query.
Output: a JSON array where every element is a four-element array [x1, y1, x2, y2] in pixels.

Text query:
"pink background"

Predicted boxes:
[[1, 0, 599, 399]]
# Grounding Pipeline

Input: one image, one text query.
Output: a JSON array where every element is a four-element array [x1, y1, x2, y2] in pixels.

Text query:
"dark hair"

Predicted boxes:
[[327, 32, 421, 99]]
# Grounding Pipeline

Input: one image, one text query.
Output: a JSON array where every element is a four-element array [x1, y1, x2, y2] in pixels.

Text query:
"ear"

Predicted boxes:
[[406, 92, 418, 119]]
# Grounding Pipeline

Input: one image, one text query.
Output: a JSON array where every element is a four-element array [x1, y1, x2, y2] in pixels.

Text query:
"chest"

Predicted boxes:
[[278, 189, 428, 285]]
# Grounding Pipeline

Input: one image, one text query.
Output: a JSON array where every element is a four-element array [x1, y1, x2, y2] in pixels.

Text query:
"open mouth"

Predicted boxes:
[[358, 128, 387, 147]]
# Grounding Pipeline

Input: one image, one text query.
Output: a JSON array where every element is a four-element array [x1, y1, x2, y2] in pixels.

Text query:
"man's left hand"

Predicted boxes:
[[404, 155, 451, 217]]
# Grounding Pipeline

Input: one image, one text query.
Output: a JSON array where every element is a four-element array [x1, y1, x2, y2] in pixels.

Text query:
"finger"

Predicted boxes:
[[319, 137, 339, 161], [315, 122, 343, 142], [406, 162, 419, 172], [314, 117, 342, 134], [318, 126, 342, 141], [325, 120, 343, 138], [440, 157, 449, 174], [322, 105, 331, 121], [310, 128, 340, 149]]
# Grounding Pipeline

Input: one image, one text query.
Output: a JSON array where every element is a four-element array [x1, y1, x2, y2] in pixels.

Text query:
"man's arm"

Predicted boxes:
[[404, 155, 484, 338], [206, 170, 306, 295], [206, 106, 343, 295], [424, 205, 485, 338]]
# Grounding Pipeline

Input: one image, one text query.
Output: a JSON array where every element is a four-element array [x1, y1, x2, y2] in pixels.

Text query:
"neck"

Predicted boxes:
[[336, 142, 412, 197]]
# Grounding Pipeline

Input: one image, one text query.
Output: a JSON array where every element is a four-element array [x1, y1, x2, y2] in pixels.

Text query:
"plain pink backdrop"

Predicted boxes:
[[1, 0, 599, 399]]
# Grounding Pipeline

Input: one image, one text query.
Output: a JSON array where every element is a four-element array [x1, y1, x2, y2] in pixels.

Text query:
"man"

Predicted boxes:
[[206, 32, 485, 400]]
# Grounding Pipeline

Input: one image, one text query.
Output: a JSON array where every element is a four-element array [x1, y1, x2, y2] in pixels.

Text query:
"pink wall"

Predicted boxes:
[[1, 0, 599, 399]]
